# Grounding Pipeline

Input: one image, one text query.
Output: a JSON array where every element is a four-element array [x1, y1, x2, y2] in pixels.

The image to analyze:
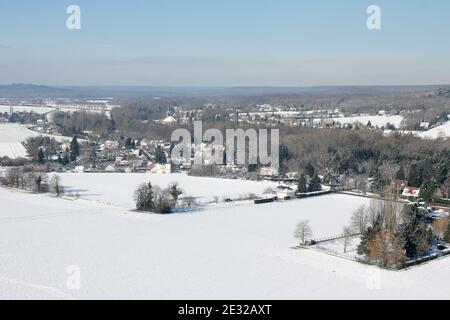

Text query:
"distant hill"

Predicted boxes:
[[0, 84, 448, 99]]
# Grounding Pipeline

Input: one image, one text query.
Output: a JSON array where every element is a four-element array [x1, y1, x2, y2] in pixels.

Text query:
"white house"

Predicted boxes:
[[148, 163, 171, 174], [402, 186, 421, 198]]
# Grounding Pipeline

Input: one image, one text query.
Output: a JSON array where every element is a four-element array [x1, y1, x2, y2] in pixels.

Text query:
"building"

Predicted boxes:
[[402, 186, 421, 198]]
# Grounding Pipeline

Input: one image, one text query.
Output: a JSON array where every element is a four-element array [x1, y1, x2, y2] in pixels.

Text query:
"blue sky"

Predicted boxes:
[[1, 0, 450, 86]]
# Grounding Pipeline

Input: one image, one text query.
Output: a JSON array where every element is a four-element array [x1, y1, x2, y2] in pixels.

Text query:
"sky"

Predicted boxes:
[[0, 0, 450, 86]]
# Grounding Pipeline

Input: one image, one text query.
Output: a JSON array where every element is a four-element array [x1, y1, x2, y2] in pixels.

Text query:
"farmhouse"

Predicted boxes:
[[402, 186, 421, 198]]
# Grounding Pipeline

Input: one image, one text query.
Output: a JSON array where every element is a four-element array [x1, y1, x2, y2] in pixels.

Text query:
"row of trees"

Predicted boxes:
[[0, 168, 63, 196]]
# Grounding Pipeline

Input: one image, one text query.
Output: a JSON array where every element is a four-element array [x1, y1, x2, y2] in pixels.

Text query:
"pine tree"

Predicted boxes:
[[155, 145, 167, 164], [305, 162, 315, 177], [408, 163, 422, 187], [297, 174, 307, 193], [419, 180, 437, 203], [398, 205, 432, 259], [308, 173, 322, 192], [37, 148, 45, 164], [134, 182, 155, 211], [69, 136, 80, 162], [395, 166, 406, 181]]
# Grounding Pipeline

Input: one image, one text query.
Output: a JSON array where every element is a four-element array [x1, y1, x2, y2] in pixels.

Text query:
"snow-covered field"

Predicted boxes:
[[2, 173, 450, 299], [332, 115, 404, 128], [415, 121, 450, 140], [56, 173, 279, 207], [0, 123, 72, 158], [0, 105, 55, 114]]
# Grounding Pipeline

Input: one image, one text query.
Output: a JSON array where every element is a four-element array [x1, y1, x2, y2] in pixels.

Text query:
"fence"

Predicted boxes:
[[310, 232, 361, 245]]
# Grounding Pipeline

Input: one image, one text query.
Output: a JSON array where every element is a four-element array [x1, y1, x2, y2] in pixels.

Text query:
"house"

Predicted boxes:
[[402, 186, 421, 198], [148, 163, 171, 174], [275, 185, 296, 200], [161, 116, 177, 125], [104, 164, 116, 172]]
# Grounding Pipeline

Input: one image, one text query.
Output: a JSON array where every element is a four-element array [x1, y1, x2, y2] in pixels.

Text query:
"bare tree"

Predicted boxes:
[[367, 229, 405, 268], [294, 220, 313, 245], [350, 205, 368, 233], [342, 226, 354, 253], [50, 175, 63, 196], [356, 176, 368, 195], [433, 216, 449, 238]]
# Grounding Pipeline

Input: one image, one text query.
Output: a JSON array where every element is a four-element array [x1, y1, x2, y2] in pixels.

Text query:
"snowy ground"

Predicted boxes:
[[2, 173, 450, 299], [56, 173, 279, 208], [0, 105, 55, 114], [0, 123, 72, 158], [332, 115, 404, 128], [414, 121, 450, 140]]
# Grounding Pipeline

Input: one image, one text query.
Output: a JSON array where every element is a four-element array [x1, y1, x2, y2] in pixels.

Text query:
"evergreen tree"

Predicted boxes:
[[419, 180, 437, 203], [155, 145, 167, 164], [134, 182, 155, 211], [395, 166, 406, 181], [69, 136, 80, 162], [308, 173, 322, 192], [297, 174, 307, 193], [398, 205, 432, 259], [305, 162, 315, 177], [408, 163, 422, 187], [62, 153, 70, 166], [37, 148, 45, 164]]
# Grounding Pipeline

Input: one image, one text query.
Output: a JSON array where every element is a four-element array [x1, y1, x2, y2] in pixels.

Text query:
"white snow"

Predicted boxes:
[[414, 121, 450, 140], [2, 174, 450, 299], [0, 105, 55, 114], [0, 123, 72, 158], [332, 115, 404, 128], [55, 173, 279, 208]]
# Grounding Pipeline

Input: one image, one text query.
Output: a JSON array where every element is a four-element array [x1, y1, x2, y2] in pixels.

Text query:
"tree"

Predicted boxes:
[[395, 166, 406, 181], [134, 182, 155, 212], [294, 220, 313, 245], [70, 136, 80, 162], [154, 145, 167, 164], [297, 174, 307, 193], [37, 148, 45, 164], [367, 229, 406, 268], [168, 182, 183, 202], [50, 175, 63, 196], [305, 162, 315, 177], [398, 205, 433, 259], [62, 153, 70, 166], [308, 173, 322, 192], [350, 205, 368, 233], [419, 180, 437, 203], [443, 174, 450, 199], [444, 221, 450, 243], [342, 226, 354, 253], [408, 163, 422, 188]]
